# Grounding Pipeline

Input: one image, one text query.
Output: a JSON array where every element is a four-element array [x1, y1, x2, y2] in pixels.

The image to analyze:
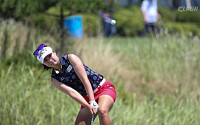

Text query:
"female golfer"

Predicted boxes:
[[33, 44, 117, 125]]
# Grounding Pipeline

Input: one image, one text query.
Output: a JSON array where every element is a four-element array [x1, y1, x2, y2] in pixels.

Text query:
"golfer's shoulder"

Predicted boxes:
[[68, 54, 76, 58], [68, 54, 80, 61], [60, 54, 74, 61]]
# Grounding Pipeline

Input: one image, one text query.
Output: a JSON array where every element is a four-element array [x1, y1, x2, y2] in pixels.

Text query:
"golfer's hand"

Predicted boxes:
[[86, 104, 97, 114], [89, 100, 99, 114]]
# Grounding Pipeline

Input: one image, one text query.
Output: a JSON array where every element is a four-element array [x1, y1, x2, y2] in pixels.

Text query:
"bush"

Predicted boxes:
[[176, 11, 200, 23], [114, 6, 143, 36], [81, 13, 99, 37], [157, 7, 200, 38], [164, 22, 200, 38], [29, 6, 100, 37], [28, 7, 61, 31], [158, 6, 176, 22]]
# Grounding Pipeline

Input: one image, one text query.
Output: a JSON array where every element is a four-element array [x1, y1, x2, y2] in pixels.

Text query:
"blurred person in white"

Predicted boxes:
[[141, 0, 161, 37]]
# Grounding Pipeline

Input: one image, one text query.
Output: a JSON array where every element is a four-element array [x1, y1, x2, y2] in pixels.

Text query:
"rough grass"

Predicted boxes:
[[1, 19, 200, 125], [101, 37, 200, 100], [1, 61, 200, 125], [0, 19, 58, 60]]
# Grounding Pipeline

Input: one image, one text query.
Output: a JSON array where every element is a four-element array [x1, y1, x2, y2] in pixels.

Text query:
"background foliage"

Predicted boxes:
[[0, 0, 57, 18], [1, 0, 199, 37]]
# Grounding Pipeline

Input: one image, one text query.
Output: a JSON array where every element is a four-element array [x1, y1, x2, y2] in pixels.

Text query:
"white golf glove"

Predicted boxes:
[[89, 100, 99, 112]]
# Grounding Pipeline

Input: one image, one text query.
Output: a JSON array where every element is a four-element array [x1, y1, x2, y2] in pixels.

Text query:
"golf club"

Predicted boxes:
[[91, 114, 94, 125]]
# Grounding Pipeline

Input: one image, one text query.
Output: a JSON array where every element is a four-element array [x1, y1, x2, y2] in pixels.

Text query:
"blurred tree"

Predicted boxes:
[[0, 0, 58, 19], [0, 0, 111, 20], [0, 0, 114, 51], [61, 0, 109, 14]]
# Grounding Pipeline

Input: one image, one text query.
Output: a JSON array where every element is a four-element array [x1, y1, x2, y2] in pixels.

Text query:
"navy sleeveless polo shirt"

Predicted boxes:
[[51, 55, 104, 96]]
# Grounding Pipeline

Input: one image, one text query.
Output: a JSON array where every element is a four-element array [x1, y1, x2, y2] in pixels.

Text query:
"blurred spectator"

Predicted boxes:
[[101, 11, 116, 37], [141, 0, 161, 37]]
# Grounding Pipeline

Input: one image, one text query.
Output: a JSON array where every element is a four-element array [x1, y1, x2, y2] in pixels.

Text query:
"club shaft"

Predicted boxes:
[[91, 114, 94, 125]]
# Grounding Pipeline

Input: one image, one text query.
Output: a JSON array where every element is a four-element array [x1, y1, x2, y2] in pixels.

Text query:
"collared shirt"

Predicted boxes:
[[51, 55, 104, 96], [141, 0, 158, 23]]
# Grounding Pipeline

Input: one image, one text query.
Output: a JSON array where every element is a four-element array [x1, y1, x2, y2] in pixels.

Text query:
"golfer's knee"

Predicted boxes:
[[98, 108, 109, 117]]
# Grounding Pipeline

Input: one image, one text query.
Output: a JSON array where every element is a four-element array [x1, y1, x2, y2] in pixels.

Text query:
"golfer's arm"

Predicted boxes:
[[51, 78, 90, 108], [68, 54, 95, 101]]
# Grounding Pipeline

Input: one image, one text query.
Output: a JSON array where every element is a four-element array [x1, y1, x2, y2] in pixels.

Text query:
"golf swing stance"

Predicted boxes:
[[33, 44, 117, 125]]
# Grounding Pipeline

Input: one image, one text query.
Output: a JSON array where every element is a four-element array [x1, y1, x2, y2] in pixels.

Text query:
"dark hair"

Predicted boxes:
[[43, 64, 51, 70]]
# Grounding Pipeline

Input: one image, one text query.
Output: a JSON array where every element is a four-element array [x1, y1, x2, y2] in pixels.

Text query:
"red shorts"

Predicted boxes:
[[81, 80, 117, 109]]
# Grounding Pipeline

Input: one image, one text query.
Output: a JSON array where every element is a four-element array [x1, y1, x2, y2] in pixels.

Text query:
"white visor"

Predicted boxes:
[[36, 47, 53, 64]]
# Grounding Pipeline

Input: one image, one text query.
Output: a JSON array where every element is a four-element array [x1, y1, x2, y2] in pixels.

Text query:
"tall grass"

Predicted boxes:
[[0, 19, 57, 60], [0, 62, 79, 125], [1, 19, 200, 125], [1, 56, 200, 125], [102, 37, 200, 100], [66, 38, 123, 83]]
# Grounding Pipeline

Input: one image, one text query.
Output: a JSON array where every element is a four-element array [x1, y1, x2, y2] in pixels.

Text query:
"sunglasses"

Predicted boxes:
[[33, 44, 47, 56]]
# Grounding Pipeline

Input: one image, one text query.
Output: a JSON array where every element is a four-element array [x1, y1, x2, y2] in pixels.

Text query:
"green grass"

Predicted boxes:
[[0, 62, 78, 125], [1, 20, 200, 125], [103, 37, 200, 99], [1, 61, 200, 125]]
